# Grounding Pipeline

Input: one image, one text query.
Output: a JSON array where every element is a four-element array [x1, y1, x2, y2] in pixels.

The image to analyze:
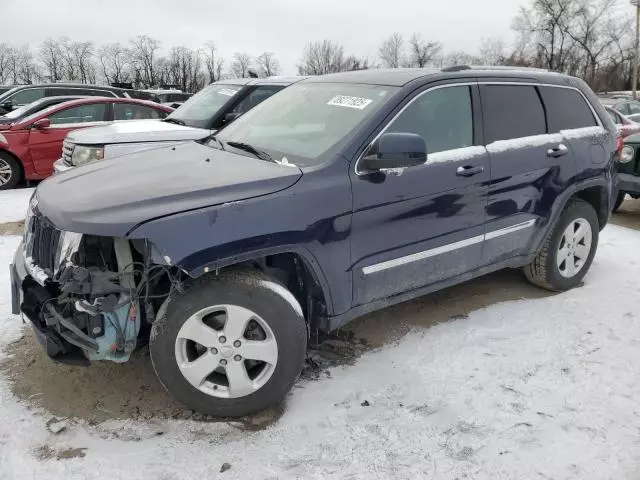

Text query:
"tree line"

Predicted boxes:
[[0, 0, 636, 93]]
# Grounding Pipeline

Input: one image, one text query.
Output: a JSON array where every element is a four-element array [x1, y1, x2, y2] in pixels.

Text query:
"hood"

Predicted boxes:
[[66, 119, 211, 145], [36, 141, 302, 237]]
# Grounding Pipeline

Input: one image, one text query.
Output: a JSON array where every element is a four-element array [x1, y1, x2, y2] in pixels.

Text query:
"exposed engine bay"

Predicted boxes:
[[18, 202, 181, 365]]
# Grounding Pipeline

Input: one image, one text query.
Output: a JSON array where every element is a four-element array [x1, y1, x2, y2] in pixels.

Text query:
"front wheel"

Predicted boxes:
[[0, 152, 21, 190], [524, 199, 599, 291], [150, 269, 307, 417]]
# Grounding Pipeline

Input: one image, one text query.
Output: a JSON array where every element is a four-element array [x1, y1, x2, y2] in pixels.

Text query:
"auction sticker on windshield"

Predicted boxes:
[[327, 95, 373, 110], [219, 88, 239, 96]]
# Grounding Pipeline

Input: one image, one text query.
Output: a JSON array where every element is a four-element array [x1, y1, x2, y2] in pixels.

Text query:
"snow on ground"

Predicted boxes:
[[0, 188, 34, 223], [1, 226, 640, 479]]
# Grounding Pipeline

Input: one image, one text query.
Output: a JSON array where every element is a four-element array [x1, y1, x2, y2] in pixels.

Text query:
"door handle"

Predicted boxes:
[[456, 165, 484, 177], [547, 143, 569, 158]]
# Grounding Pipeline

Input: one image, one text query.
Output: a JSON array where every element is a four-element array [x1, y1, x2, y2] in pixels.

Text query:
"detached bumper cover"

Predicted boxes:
[[9, 241, 26, 315]]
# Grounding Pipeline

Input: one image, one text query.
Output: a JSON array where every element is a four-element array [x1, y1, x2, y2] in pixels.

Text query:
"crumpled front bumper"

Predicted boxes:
[[10, 242, 91, 365]]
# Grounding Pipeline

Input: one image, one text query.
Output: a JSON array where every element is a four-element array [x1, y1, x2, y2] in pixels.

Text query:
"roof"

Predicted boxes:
[[214, 76, 309, 87], [303, 66, 569, 87]]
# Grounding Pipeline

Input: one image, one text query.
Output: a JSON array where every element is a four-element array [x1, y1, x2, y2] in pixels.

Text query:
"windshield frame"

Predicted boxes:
[[213, 81, 401, 169], [165, 83, 244, 129]]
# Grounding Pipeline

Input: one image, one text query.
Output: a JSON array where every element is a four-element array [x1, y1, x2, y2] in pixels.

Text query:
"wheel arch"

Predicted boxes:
[[529, 178, 610, 259], [177, 245, 335, 329]]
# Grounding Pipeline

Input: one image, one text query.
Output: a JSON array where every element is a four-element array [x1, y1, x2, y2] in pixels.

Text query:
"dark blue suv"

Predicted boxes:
[[10, 67, 618, 417]]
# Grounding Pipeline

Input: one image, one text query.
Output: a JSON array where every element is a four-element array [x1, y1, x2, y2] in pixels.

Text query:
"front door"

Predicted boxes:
[[28, 102, 109, 175], [350, 83, 490, 306]]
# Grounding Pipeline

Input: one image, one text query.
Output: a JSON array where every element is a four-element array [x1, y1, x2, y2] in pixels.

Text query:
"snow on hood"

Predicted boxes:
[[65, 119, 212, 146]]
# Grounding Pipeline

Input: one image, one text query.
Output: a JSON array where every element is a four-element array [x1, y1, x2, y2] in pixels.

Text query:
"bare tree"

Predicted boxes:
[[230, 52, 252, 78], [13, 45, 39, 84], [0, 44, 13, 84], [165, 46, 205, 92], [39, 37, 64, 81], [129, 35, 160, 87], [99, 43, 132, 84], [479, 37, 506, 65], [379, 33, 404, 68], [204, 41, 224, 83], [298, 40, 346, 75], [256, 52, 280, 77], [408, 34, 442, 67]]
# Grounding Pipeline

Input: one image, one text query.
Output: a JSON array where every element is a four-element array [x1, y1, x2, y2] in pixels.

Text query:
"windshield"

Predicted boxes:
[[0, 86, 20, 103], [215, 82, 398, 167], [165, 84, 242, 128]]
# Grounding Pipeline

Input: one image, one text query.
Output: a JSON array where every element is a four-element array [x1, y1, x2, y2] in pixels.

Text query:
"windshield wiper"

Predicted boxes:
[[226, 141, 274, 162], [163, 117, 186, 126], [207, 136, 226, 151]]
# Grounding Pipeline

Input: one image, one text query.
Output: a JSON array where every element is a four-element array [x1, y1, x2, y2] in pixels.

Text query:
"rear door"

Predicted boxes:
[[28, 102, 110, 175], [350, 83, 490, 305], [480, 83, 579, 265]]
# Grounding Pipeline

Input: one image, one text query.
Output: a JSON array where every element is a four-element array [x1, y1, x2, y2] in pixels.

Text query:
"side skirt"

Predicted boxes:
[[320, 253, 534, 332]]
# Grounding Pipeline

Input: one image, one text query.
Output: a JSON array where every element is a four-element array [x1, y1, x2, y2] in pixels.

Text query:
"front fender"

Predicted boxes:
[[127, 168, 354, 316]]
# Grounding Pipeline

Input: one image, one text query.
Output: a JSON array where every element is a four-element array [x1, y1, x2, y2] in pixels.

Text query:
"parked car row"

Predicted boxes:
[[9, 67, 621, 418], [0, 97, 173, 189]]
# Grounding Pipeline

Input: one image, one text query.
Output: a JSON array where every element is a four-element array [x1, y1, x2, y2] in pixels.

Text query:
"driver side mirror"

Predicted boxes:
[[1, 100, 14, 112], [224, 112, 242, 125], [31, 118, 51, 130], [360, 132, 427, 172]]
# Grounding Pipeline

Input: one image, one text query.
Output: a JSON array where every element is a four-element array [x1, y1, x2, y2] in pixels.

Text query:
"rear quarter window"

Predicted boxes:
[[481, 85, 546, 143], [539, 86, 597, 132]]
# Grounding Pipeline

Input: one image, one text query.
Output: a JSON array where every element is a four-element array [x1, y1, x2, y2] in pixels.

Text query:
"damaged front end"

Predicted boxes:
[[13, 197, 178, 366]]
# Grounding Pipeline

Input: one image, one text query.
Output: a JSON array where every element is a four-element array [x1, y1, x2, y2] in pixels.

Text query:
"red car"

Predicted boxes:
[[604, 105, 640, 139], [0, 97, 173, 189]]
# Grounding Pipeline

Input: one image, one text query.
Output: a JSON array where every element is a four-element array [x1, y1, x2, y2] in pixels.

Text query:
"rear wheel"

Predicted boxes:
[[524, 199, 599, 291], [150, 269, 307, 417], [0, 152, 21, 190]]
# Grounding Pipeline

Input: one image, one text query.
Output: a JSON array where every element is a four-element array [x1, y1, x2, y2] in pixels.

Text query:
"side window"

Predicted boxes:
[[113, 103, 164, 120], [628, 102, 640, 115], [617, 103, 631, 115], [481, 85, 545, 144], [539, 86, 597, 132], [607, 109, 622, 125], [48, 103, 107, 125], [386, 85, 474, 154], [9, 88, 45, 105], [232, 86, 283, 115]]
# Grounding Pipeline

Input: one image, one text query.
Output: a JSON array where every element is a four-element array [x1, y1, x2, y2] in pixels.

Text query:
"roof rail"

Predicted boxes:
[[441, 65, 551, 73]]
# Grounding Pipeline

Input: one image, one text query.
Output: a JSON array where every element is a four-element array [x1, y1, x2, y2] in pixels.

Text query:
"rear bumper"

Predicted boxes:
[[617, 172, 640, 194]]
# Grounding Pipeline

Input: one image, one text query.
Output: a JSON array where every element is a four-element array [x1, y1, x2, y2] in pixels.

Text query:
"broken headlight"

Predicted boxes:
[[71, 145, 104, 166]]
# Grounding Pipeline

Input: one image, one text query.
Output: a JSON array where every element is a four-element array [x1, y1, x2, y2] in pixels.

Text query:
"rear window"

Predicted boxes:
[[539, 86, 597, 132], [481, 85, 546, 143]]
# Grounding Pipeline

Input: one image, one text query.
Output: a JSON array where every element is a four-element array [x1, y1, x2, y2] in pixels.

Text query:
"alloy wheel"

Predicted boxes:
[[174, 304, 278, 399], [556, 218, 592, 278], [0, 158, 12, 186]]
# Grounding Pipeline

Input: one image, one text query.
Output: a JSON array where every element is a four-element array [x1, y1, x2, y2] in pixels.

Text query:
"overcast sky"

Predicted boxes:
[[3, 0, 528, 75]]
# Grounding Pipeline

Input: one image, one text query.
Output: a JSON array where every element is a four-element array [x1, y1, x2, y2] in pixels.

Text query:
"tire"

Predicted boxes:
[[613, 191, 626, 213], [524, 199, 599, 291], [150, 269, 307, 417], [0, 152, 21, 190]]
